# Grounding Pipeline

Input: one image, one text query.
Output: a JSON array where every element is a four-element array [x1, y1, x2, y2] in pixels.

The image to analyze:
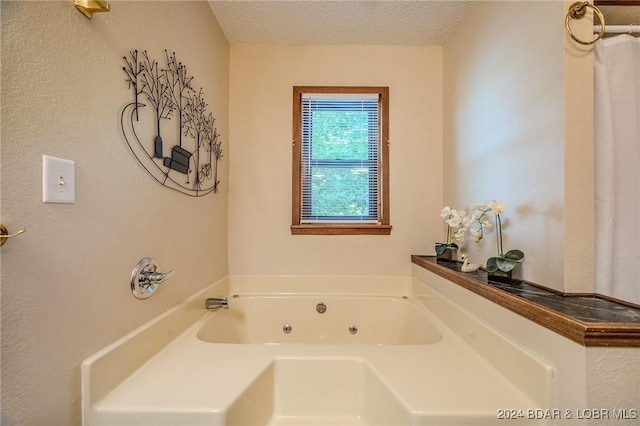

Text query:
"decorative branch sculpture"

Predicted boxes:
[[139, 50, 175, 158], [120, 49, 223, 197], [163, 50, 194, 148], [183, 88, 209, 191], [122, 50, 144, 121]]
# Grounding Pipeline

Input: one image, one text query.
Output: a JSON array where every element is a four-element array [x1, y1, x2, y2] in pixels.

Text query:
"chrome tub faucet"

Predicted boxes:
[[205, 297, 229, 310]]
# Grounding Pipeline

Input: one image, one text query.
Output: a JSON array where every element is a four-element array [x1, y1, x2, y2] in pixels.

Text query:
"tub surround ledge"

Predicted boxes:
[[411, 255, 640, 347]]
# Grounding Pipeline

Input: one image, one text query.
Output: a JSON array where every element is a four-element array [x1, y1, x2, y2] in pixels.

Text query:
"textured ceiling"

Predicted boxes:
[[208, 0, 475, 46]]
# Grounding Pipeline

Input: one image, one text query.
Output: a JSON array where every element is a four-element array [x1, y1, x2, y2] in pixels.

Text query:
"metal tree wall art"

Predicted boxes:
[[121, 49, 223, 196]]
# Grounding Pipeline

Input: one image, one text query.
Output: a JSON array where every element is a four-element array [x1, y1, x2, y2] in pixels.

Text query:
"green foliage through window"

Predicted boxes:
[[301, 96, 379, 221]]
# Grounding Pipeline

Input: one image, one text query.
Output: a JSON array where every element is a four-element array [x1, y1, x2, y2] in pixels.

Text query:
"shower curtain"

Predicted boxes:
[[595, 35, 640, 305]]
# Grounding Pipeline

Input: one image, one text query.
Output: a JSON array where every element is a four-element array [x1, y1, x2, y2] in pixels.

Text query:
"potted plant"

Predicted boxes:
[[468, 200, 524, 282], [435, 206, 466, 262]]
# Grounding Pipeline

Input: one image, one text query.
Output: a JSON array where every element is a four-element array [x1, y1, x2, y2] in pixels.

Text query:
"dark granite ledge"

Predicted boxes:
[[412, 255, 640, 347]]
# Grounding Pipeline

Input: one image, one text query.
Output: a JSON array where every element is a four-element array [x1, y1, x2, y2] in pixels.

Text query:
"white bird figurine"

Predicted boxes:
[[460, 254, 482, 273]]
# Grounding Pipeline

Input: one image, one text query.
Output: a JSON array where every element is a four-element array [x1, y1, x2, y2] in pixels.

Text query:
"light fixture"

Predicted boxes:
[[74, 0, 111, 20]]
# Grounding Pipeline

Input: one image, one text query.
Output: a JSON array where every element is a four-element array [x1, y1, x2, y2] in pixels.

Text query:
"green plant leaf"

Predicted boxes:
[[504, 249, 524, 261], [496, 257, 518, 272], [435, 244, 447, 255], [485, 257, 499, 272], [435, 243, 458, 254]]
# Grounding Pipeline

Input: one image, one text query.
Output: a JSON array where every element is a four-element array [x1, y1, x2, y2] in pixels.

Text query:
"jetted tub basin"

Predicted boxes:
[[82, 275, 554, 426], [197, 295, 442, 345]]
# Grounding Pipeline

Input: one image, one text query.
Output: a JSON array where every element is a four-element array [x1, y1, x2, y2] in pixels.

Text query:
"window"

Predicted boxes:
[[291, 86, 391, 235]]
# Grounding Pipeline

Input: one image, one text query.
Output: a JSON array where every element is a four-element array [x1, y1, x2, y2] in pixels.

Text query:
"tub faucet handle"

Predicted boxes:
[[142, 269, 175, 285], [130, 257, 175, 300]]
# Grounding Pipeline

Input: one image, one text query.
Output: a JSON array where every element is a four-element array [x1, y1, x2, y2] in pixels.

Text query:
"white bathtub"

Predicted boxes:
[[197, 295, 442, 345], [82, 275, 554, 426]]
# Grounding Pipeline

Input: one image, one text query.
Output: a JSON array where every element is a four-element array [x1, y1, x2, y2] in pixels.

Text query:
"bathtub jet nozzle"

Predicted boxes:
[[205, 297, 229, 311]]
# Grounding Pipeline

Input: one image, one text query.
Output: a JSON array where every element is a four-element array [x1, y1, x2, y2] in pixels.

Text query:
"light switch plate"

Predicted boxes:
[[43, 155, 75, 204]]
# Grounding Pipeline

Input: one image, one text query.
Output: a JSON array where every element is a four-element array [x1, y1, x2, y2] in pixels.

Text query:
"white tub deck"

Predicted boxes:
[[83, 276, 554, 426]]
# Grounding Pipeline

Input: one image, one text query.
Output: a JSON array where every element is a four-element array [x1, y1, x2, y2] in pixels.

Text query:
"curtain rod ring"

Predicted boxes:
[[565, 1, 606, 46]]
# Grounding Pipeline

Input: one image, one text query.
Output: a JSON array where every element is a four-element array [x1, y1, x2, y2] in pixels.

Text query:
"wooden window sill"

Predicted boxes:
[[291, 224, 392, 235], [412, 255, 640, 347]]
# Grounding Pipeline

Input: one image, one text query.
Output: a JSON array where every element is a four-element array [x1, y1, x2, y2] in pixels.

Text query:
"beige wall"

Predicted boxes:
[[562, 0, 596, 294], [0, 1, 229, 424], [228, 44, 443, 275], [443, 0, 595, 292], [586, 347, 640, 420]]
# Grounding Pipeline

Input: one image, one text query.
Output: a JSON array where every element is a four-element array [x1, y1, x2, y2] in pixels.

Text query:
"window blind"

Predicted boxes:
[[300, 93, 380, 223]]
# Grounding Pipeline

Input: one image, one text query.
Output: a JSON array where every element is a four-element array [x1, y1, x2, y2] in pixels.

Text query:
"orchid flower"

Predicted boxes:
[[438, 206, 467, 246], [468, 200, 524, 273]]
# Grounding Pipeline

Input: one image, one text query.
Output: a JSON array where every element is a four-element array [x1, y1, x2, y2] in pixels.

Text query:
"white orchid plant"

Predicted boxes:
[[467, 200, 524, 273], [436, 200, 525, 273], [435, 206, 466, 255]]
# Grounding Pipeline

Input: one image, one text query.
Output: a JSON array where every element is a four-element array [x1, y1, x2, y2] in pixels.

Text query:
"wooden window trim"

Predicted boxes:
[[291, 86, 391, 236]]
